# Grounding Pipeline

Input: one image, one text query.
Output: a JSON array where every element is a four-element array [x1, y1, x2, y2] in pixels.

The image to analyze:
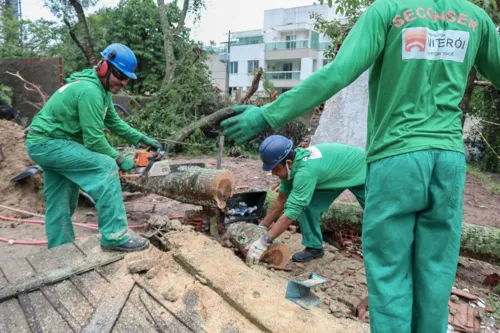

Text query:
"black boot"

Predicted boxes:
[[292, 247, 324, 263], [101, 234, 150, 252]]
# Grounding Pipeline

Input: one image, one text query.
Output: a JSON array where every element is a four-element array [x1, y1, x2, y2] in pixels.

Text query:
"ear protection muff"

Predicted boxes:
[[96, 50, 117, 78], [96, 60, 109, 78]]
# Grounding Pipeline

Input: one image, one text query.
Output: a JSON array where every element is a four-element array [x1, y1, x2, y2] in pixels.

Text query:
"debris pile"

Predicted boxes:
[[0, 119, 44, 217], [448, 287, 498, 332]]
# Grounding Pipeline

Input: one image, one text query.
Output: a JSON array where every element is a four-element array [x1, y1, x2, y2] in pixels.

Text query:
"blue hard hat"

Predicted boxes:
[[259, 135, 294, 171], [101, 43, 137, 79]]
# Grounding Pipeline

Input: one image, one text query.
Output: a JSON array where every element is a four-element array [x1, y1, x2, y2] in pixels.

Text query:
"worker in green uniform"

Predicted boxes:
[[221, 0, 500, 331], [25, 43, 159, 252], [246, 135, 366, 264]]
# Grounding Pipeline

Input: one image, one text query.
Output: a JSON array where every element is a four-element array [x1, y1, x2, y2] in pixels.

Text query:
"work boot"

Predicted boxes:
[[101, 235, 150, 252], [292, 247, 324, 263]]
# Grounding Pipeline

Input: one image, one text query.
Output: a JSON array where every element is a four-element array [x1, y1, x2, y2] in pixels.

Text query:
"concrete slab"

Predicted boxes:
[[168, 231, 369, 333]]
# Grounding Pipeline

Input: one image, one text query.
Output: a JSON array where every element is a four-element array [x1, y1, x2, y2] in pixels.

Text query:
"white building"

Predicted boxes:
[[209, 4, 339, 95]]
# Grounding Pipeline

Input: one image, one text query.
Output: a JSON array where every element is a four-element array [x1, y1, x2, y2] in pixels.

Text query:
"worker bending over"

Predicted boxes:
[[247, 135, 366, 263], [25, 43, 160, 252], [221, 0, 500, 331]]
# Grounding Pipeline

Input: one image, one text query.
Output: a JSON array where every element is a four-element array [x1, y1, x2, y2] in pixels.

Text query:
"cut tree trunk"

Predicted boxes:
[[123, 167, 235, 209], [221, 222, 290, 265], [265, 192, 500, 264]]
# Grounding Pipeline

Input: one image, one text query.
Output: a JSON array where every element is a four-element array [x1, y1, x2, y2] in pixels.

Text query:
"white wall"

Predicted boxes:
[[228, 43, 264, 90], [311, 71, 369, 149], [300, 58, 313, 80], [207, 54, 226, 91]]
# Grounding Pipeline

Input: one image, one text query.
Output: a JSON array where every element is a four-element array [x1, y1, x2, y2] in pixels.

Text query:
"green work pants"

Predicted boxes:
[[26, 139, 130, 248], [300, 184, 365, 249], [362, 150, 466, 333]]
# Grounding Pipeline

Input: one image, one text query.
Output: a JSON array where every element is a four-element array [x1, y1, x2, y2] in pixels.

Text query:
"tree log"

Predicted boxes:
[[168, 107, 234, 143], [265, 192, 500, 264], [123, 167, 235, 209]]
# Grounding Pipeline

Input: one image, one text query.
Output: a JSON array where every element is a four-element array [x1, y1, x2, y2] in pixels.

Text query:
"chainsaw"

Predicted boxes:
[[119, 145, 171, 179], [119, 144, 207, 179]]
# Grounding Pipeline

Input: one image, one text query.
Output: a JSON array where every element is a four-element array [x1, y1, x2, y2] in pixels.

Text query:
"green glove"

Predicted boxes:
[[117, 156, 136, 172], [220, 105, 269, 144], [140, 135, 161, 149]]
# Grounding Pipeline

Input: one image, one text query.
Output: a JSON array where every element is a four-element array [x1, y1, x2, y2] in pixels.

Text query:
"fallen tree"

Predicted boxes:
[[122, 167, 235, 209], [265, 192, 500, 264], [167, 67, 264, 143]]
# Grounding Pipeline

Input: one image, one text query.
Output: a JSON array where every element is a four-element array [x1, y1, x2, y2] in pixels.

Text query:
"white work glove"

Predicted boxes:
[[246, 236, 272, 265]]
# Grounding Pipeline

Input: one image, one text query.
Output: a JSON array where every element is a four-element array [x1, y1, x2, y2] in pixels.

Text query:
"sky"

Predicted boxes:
[[21, 0, 318, 45]]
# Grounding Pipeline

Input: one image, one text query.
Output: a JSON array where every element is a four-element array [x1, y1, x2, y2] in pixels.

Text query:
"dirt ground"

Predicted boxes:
[[0, 120, 45, 216]]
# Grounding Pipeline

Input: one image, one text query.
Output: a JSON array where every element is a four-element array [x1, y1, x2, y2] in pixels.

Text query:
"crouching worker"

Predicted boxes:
[[246, 135, 366, 264], [25, 43, 161, 252]]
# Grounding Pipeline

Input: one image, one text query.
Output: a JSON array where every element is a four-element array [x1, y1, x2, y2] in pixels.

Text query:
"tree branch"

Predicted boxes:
[[240, 67, 263, 104], [157, 0, 176, 85], [176, 0, 190, 33], [62, 17, 89, 64], [168, 107, 234, 143], [5, 71, 48, 110], [474, 80, 493, 87], [68, 0, 96, 66]]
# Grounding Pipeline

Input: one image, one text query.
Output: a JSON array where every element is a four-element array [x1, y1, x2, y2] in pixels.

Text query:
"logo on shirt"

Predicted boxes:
[[402, 27, 469, 63], [405, 29, 427, 52], [303, 146, 323, 161]]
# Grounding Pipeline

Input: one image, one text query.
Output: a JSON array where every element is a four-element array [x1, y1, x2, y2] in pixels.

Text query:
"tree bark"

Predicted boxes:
[[157, 0, 176, 85], [176, 0, 190, 33], [265, 192, 500, 264], [68, 0, 96, 66], [459, 68, 477, 127], [168, 106, 234, 143], [123, 167, 235, 209]]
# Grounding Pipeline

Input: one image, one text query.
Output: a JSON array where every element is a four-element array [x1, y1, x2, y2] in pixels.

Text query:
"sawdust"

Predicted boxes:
[[129, 245, 263, 332], [0, 120, 44, 217]]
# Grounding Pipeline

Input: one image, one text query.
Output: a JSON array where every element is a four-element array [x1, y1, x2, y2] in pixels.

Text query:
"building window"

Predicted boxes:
[[229, 62, 238, 74], [283, 63, 293, 72], [248, 60, 259, 73], [285, 35, 296, 49]]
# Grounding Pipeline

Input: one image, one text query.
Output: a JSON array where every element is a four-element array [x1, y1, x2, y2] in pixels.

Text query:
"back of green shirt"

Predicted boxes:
[[26, 69, 143, 159], [260, 0, 500, 163], [279, 143, 366, 220]]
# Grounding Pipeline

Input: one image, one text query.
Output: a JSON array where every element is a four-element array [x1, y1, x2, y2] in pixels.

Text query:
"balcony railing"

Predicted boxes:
[[265, 71, 300, 80], [265, 40, 309, 51], [319, 42, 332, 51]]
